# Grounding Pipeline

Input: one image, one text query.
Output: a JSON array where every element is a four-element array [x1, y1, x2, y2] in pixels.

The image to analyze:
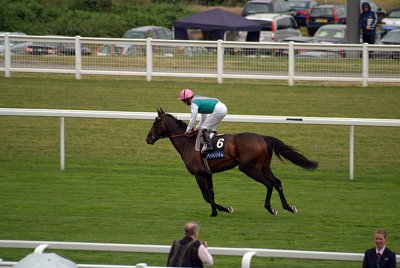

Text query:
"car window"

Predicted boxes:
[[156, 29, 168, 39], [289, 17, 298, 28], [244, 3, 272, 14], [147, 31, 157, 39], [274, 2, 289, 12], [383, 31, 400, 42], [389, 11, 400, 18], [124, 31, 146, 39], [336, 6, 346, 16], [277, 17, 291, 30], [311, 7, 333, 16], [315, 29, 344, 38], [251, 20, 273, 31], [288, 1, 308, 9]]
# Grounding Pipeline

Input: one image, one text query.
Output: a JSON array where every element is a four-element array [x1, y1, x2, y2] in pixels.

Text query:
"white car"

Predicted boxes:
[[245, 13, 302, 42], [380, 8, 400, 32], [0, 32, 32, 55]]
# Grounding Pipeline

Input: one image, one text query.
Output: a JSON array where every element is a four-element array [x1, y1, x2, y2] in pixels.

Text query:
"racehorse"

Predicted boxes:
[[146, 108, 318, 217]]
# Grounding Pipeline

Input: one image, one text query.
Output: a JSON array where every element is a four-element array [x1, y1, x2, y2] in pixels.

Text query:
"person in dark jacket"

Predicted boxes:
[[359, 2, 377, 44], [167, 222, 213, 267], [362, 229, 396, 268]]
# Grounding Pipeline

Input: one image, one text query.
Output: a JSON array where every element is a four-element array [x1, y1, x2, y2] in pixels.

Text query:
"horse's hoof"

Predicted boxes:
[[291, 205, 297, 213], [211, 211, 218, 217], [227, 206, 234, 213], [267, 208, 277, 215]]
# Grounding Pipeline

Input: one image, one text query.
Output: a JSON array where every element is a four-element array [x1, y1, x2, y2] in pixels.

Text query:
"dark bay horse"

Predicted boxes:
[[146, 108, 318, 217]]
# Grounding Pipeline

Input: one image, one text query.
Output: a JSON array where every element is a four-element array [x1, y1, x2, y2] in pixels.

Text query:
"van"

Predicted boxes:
[[242, 0, 294, 17], [245, 13, 302, 42]]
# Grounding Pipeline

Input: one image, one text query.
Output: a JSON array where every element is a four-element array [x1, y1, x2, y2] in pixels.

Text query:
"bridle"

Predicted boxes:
[[150, 116, 195, 142], [150, 132, 187, 141]]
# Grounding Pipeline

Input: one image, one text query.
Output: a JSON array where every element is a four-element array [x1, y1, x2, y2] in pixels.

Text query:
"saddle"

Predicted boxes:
[[195, 131, 225, 160]]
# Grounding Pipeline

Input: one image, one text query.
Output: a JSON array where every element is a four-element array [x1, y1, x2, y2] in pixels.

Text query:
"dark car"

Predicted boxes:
[[123, 26, 173, 39], [241, 0, 294, 17], [56, 43, 92, 56], [306, 4, 346, 36], [26, 43, 56, 55], [287, 0, 318, 26]]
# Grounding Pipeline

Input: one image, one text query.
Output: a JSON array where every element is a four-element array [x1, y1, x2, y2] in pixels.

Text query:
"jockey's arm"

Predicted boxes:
[[186, 103, 199, 133]]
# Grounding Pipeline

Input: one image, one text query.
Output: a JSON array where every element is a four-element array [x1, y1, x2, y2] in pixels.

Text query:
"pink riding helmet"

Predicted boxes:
[[178, 88, 194, 100]]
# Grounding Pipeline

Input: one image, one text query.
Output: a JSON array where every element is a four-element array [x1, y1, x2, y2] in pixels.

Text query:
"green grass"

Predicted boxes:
[[0, 74, 399, 267]]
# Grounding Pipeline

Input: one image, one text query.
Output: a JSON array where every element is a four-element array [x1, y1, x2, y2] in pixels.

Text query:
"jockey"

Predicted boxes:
[[178, 88, 228, 153]]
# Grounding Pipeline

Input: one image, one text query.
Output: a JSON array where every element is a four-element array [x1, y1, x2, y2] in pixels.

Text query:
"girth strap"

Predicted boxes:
[[202, 155, 212, 175]]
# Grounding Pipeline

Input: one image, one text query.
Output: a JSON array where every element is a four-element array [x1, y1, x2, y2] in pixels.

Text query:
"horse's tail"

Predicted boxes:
[[265, 136, 318, 170]]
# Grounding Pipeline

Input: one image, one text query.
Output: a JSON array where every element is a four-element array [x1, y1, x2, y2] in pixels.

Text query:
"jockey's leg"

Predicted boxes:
[[201, 129, 213, 153]]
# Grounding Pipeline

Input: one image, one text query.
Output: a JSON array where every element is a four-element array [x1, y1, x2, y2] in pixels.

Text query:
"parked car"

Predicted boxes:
[[0, 32, 31, 55], [380, 8, 400, 32], [97, 44, 140, 56], [295, 24, 348, 58], [311, 24, 347, 44], [123, 26, 173, 40], [306, 4, 346, 36], [241, 0, 294, 17], [56, 43, 92, 56], [26, 43, 57, 55], [287, 0, 318, 26], [245, 13, 302, 42], [374, 29, 400, 59]]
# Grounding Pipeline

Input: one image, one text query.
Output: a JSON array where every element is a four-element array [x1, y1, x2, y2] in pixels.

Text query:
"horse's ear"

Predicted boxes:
[[158, 107, 165, 116]]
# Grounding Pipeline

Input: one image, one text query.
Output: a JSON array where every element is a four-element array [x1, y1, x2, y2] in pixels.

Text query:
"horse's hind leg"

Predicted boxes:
[[269, 171, 297, 213], [195, 174, 232, 217], [239, 166, 277, 215]]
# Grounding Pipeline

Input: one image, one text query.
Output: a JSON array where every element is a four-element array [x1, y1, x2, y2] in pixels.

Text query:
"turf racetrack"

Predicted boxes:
[[0, 74, 399, 267]]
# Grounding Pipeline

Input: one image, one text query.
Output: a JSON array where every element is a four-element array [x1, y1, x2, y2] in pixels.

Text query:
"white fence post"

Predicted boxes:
[[349, 125, 354, 180], [241, 252, 256, 268], [75, 36, 82, 80], [4, 34, 11, 78], [146, 38, 153, 82], [288, 41, 294, 86], [217, 39, 223, 84], [60, 117, 65, 171], [362, 43, 368, 87]]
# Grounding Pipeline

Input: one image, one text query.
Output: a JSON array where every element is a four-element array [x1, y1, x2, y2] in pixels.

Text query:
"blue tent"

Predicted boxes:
[[173, 8, 261, 41]]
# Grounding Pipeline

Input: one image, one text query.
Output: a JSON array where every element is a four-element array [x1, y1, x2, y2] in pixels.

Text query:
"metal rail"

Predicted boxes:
[[2, 239, 397, 268], [1, 108, 399, 179]]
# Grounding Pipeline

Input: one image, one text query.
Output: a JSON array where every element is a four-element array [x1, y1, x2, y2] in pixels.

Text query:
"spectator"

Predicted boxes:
[[167, 222, 213, 267], [359, 2, 377, 44], [362, 228, 396, 268]]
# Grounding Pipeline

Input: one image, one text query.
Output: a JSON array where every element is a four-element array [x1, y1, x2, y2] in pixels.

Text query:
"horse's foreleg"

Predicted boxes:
[[205, 175, 233, 214], [195, 174, 232, 217]]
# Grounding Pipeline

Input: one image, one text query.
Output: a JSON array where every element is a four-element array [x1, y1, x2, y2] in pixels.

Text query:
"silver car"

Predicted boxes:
[[245, 13, 302, 42]]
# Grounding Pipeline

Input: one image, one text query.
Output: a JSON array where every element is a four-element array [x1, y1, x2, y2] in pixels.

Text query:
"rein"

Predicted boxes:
[[152, 131, 197, 141]]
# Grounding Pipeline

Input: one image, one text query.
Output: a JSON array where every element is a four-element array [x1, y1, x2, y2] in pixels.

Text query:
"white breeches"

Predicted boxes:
[[201, 102, 227, 131]]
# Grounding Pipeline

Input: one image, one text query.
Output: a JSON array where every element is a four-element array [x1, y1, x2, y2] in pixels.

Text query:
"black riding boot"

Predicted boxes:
[[201, 129, 213, 153]]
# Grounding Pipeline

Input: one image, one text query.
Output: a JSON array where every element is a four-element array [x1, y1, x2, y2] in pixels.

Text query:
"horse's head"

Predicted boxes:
[[146, 108, 168, 145]]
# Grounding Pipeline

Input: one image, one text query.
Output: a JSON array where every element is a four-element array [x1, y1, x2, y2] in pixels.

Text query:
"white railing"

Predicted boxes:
[[2, 240, 399, 268], [1, 108, 399, 180], [1, 35, 400, 86]]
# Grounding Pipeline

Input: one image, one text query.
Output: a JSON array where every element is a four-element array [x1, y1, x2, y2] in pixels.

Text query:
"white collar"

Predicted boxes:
[[376, 246, 385, 255]]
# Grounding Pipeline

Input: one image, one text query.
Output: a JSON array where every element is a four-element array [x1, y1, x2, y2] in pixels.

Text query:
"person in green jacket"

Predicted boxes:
[[178, 88, 228, 153]]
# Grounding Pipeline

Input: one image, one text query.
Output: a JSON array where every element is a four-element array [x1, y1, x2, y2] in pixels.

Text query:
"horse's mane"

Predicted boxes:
[[164, 113, 188, 130]]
